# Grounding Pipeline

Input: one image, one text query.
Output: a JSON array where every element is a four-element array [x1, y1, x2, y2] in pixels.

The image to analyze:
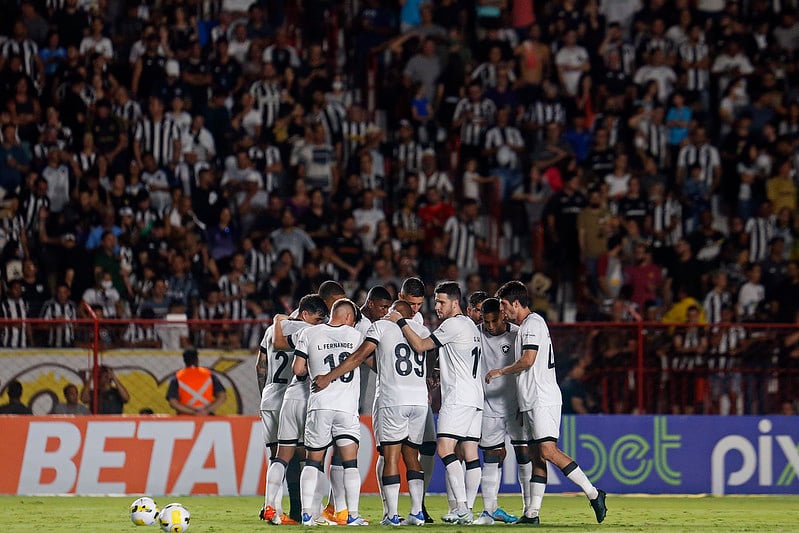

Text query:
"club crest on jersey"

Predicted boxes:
[[502, 344, 510, 354]]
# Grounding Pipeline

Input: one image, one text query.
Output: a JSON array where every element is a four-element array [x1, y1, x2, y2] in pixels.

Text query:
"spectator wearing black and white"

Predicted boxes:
[[443, 199, 483, 276], [711, 40, 754, 101], [393, 120, 422, 186], [1, 279, 30, 348], [522, 81, 566, 144], [417, 149, 453, 200], [174, 148, 210, 196], [745, 201, 776, 263], [181, 115, 216, 163], [635, 105, 669, 170], [639, 18, 675, 64], [678, 24, 710, 111], [41, 283, 78, 347], [677, 126, 721, 214], [555, 29, 591, 97], [245, 138, 282, 193], [140, 152, 173, 213], [134, 97, 182, 169], [296, 121, 338, 196], [599, 23, 636, 76], [483, 106, 525, 201], [453, 81, 497, 162], [340, 104, 372, 171], [249, 61, 283, 130], [311, 90, 345, 151], [633, 49, 676, 104], [243, 236, 276, 293], [113, 86, 143, 132], [1, 20, 44, 87], [122, 306, 161, 348], [261, 26, 301, 73], [218, 252, 254, 320], [471, 45, 516, 89], [21, 177, 50, 239]]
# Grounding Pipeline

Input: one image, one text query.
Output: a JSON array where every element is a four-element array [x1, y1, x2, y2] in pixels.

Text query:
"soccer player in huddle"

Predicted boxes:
[[474, 297, 530, 524], [313, 299, 430, 525], [259, 294, 328, 524], [388, 281, 484, 524], [398, 276, 437, 523], [293, 298, 367, 526], [263, 281, 346, 525], [486, 281, 607, 525]]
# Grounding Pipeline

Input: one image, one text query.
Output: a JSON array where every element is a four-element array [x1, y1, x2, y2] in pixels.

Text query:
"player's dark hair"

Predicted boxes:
[[366, 285, 392, 302], [391, 300, 413, 318], [435, 281, 462, 302], [298, 294, 328, 317], [481, 297, 501, 315], [496, 280, 531, 308], [319, 280, 346, 301], [400, 277, 425, 297], [468, 291, 488, 308]]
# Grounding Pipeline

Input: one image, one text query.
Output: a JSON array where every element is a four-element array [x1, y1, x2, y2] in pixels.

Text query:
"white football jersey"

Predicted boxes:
[[355, 315, 372, 336], [430, 314, 484, 409], [293, 323, 363, 414], [281, 320, 314, 402], [258, 324, 296, 411], [480, 322, 520, 417], [366, 319, 430, 409], [516, 312, 562, 410]]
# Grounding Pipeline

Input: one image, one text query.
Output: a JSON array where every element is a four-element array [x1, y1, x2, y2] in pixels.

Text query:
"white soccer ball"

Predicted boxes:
[[130, 497, 159, 526], [159, 503, 191, 532]]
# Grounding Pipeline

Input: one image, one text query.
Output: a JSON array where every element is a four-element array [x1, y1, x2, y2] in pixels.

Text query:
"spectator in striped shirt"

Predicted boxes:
[[1, 279, 31, 348], [41, 283, 77, 347]]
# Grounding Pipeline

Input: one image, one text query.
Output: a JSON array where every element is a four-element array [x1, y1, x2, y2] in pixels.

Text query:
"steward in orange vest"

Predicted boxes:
[[166, 349, 227, 415]]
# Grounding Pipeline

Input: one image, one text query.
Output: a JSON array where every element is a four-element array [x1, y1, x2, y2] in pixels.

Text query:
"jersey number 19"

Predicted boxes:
[[324, 352, 354, 382]]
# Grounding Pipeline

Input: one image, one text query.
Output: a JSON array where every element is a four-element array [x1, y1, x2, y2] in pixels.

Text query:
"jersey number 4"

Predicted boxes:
[[324, 352, 355, 383], [394, 343, 424, 377]]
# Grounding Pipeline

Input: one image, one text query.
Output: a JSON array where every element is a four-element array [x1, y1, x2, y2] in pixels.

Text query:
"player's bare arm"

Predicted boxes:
[[272, 314, 292, 349], [486, 347, 537, 383], [256, 347, 268, 393], [312, 339, 377, 392], [387, 310, 437, 353], [292, 355, 308, 377]]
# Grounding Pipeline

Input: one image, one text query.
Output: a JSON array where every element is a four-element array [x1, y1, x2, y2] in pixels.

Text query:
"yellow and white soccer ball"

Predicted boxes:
[[130, 497, 159, 526], [158, 503, 191, 532]]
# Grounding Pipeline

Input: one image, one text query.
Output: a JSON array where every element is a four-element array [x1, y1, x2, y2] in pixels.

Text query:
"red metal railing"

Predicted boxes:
[[1, 317, 798, 415]]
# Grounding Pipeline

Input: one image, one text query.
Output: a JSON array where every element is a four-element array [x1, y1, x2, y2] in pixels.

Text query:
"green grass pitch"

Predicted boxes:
[[3, 494, 799, 531]]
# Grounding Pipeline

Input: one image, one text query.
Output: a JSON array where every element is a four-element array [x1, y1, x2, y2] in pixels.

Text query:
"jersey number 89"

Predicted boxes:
[[394, 343, 424, 377]]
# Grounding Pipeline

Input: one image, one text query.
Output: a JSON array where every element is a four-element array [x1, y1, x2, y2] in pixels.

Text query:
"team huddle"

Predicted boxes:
[[255, 277, 608, 526]]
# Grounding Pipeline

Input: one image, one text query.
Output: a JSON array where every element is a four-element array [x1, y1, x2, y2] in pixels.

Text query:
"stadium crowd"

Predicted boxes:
[[0, 0, 798, 413]]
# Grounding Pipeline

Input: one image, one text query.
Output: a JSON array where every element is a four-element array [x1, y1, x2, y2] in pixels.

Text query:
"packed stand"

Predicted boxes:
[[0, 0, 797, 413]]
